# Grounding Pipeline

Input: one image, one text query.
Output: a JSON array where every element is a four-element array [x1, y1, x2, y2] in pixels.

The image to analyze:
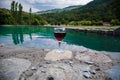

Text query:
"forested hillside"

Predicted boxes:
[[41, 0, 120, 25], [0, 1, 47, 25], [0, 0, 120, 25], [36, 5, 83, 14]]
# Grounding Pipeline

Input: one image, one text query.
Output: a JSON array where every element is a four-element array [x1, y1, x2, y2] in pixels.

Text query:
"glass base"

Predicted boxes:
[[55, 49, 64, 53]]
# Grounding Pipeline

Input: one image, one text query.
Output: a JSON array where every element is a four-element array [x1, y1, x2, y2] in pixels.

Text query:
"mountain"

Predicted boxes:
[[36, 5, 83, 14], [41, 0, 116, 25], [62, 5, 83, 10], [69, 0, 112, 20], [36, 9, 61, 14]]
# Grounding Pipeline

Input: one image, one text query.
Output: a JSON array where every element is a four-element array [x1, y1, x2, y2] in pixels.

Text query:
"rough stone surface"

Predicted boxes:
[[28, 63, 83, 80], [0, 58, 31, 80], [75, 53, 90, 61], [84, 61, 94, 65], [45, 49, 72, 61], [105, 52, 120, 60], [109, 66, 120, 80], [75, 50, 112, 63], [0, 44, 120, 80], [80, 65, 90, 72], [83, 72, 91, 78]]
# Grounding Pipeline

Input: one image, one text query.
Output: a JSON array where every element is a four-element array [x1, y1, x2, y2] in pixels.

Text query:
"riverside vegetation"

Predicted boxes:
[[0, 0, 120, 26]]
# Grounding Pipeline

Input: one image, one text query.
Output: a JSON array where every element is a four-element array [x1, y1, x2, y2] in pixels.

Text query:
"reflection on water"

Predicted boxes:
[[11, 27, 32, 44], [0, 26, 120, 52]]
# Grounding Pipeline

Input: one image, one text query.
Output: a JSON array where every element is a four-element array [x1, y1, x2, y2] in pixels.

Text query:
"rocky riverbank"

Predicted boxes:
[[51, 25, 120, 37], [67, 27, 120, 37], [0, 44, 120, 80]]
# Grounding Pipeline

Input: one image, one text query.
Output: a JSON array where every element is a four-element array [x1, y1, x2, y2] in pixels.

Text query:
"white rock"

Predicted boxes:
[[28, 63, 83, 80], [75, 52, 90, 61], [31, 66, 38, 70], [45, 49, 72, 61], [90, 70, 96, 74], [80, 66, 90, 72], [0, 58, 31, 80]]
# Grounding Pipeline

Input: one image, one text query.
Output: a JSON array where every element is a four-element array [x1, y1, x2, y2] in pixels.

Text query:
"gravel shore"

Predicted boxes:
[[0, 44, 120, 80]]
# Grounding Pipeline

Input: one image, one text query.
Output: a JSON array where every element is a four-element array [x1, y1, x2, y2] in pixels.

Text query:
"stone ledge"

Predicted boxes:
[[0, 58, 31, 80], [45, 49, 72, 61]]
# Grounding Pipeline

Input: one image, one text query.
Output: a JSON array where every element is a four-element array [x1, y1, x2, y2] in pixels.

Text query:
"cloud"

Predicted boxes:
[[16, 0, 40, 12], [0, 0, 40, 12], [0, 0, 11, 9], [0, 0, 93, 12], [26, 0, 93, 9]]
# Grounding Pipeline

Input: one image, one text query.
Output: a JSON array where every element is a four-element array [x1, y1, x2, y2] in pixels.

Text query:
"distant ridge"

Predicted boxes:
[[36, 5, 83, 14]]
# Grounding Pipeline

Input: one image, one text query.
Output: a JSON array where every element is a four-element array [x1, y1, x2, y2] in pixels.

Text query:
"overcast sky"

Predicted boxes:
[[0, 0, 93, 12]]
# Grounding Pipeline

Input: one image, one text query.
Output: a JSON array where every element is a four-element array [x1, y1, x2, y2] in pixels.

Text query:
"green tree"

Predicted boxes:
[[111, 19, 120, 25], [110, 0, 120, 20], [39, 19, 48, 25], [10, 1, 16, 24], [15, 2, 18, 23], [0, 9, 15, 24], [29, 8, 32, 25], [18, 3, 23, 24], [80, 20, 92, 26], [92, 20, 103, 25], [32, 18, 40, 25], [10, 1, 23, 24], [69, 21, 78, 25], [11, 1, 15, 16]]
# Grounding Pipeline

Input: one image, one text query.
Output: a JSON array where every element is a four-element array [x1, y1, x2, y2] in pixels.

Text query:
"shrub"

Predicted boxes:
[[79, 20, 92, 26], [92, 20, 103, 25], [32, 18, 40, 25], [39, 19, 48, 25], [111, 19, 120, 25], [69, 21, 78, 25]]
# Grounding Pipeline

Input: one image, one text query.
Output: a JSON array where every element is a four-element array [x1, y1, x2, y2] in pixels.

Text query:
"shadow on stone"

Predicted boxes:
[[47, 76, 54, 80]]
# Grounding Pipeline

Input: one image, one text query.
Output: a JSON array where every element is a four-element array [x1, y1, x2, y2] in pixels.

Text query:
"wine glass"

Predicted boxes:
[[54, 27, 66, 53]]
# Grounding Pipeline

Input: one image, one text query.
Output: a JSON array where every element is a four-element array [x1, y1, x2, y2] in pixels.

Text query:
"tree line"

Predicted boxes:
[[0, 1, 47, 25], [11, 1, 23, 24]]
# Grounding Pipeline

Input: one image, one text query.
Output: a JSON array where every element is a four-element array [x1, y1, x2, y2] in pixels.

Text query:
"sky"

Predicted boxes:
[[0, 0, 93, 12]]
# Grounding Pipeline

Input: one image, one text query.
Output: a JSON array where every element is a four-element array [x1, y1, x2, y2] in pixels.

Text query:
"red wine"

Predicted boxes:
[[54, 32, 66, 41]]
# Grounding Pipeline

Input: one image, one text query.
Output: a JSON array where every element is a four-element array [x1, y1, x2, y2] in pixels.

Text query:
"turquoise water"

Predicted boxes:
[[0, 25, 120, 52]]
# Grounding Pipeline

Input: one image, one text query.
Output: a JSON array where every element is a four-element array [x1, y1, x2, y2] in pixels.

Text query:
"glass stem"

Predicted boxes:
[[58, 41, 61, 49]]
